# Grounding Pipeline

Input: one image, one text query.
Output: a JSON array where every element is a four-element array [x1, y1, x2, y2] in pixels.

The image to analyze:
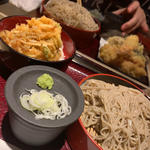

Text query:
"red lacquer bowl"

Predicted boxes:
[[0, 16, 76, 70], [41, 0, 101, 50], [67, 73, 144, 150]]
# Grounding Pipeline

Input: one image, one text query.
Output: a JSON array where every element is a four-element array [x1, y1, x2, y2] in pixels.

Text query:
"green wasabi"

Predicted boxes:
[[36, 73, 54, 90]]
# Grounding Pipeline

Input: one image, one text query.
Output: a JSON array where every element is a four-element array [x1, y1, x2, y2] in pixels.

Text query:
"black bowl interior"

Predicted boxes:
[[5, 65, 84, 128]]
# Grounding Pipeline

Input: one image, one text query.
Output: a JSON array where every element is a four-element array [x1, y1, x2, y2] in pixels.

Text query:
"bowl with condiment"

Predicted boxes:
[[42, 0, 101, 49], [67, 73, 150, 150], [0, 15, 75, 70], [5, 65, 84, 146]]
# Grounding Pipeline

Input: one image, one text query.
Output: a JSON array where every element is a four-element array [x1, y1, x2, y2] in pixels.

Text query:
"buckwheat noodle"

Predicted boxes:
[[80, 79, 150, 150]]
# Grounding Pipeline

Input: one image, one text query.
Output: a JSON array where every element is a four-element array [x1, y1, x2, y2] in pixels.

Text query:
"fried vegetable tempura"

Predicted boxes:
[[99, 35, 146, 78]]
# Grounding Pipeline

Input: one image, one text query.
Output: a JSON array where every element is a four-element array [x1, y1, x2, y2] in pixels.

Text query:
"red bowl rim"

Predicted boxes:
[[0, 15, 76, 64], [42, 0, 101, 33], [78, 73, 144, 150]]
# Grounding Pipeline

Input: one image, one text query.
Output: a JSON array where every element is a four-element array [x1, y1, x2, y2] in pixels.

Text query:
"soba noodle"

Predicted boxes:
[[80, 79, 150, 150]]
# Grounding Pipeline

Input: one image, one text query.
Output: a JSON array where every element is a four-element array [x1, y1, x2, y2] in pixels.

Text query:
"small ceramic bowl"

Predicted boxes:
[[0, 16, 75, 70], [5, 65, 84, 146], [67, 73, 144, 150], [41, 0, 101, 49]]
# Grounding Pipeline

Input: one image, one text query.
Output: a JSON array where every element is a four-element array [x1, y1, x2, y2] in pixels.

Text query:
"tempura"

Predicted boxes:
[[99, 35, 146, 78]]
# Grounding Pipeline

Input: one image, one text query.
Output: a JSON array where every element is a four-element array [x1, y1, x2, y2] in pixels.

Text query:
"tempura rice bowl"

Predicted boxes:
[[0, 16, 75, 70]]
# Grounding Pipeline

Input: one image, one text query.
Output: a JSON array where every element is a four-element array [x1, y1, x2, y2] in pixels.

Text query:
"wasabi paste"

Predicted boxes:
[[36, 73, 54, 89]]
